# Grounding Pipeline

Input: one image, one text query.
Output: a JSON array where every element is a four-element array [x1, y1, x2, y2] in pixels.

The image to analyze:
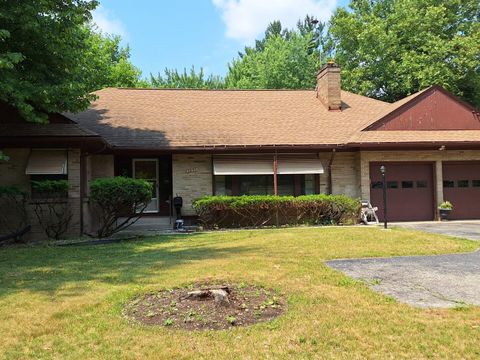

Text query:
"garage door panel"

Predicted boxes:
[[370, 163, 435, 221], [443, 162, 480, 220]]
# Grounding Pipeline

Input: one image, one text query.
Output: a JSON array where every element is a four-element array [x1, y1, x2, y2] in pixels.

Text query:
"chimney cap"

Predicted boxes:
[[317, 60, 340, 76]]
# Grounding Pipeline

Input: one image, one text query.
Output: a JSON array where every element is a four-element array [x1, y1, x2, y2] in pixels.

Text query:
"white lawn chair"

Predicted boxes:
[[360, 200, 379, 225]]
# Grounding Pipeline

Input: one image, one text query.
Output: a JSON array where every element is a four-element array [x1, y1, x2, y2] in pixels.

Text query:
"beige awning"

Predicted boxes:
[[25, 150, 68, 175], [213, 158, 273, 175], [277, 159, 324, 174], [213, 157, 324, 175]]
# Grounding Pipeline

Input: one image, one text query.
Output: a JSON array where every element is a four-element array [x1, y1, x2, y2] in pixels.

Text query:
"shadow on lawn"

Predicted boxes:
[[0, 234, 256, 298]]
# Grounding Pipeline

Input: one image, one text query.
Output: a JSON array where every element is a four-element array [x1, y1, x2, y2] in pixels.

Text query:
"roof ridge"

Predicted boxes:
[[103, 87, 317, 92]]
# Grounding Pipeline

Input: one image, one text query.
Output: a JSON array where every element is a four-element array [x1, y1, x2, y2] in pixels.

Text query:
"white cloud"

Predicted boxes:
[[92, 6, 127, 37], [213, 0, 337, 43]]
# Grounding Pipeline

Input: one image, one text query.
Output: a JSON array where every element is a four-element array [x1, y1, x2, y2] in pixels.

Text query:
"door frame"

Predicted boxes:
[[132, 158, 159, 213]]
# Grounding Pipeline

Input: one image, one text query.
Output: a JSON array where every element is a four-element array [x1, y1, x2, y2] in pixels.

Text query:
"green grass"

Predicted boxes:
[[0, 227, 479, 359]]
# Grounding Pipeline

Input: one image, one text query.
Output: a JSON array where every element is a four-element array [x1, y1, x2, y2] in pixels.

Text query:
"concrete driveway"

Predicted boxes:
[[327, 222, 480, 307]]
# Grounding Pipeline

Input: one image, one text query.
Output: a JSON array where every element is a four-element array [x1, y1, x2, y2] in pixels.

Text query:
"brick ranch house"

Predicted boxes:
[[1, 62, 480, 239]]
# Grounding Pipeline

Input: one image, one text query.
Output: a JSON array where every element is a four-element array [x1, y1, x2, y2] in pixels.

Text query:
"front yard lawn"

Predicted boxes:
[[0, 227, 479, 359]]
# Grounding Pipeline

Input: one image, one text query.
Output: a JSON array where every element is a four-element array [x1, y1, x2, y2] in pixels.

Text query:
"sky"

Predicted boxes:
[[92, 0, 350, 79]]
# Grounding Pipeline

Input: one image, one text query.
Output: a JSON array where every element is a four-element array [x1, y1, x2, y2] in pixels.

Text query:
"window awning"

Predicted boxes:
[[213, 159, 273, 175], [213, 157, 324, 175], [277, 159, 324, 174], [25, 150, 68, 175]]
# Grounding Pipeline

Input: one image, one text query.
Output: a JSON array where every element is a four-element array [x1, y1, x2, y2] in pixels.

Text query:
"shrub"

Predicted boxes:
[[0, 186, 30, 242], [193, 194, 361, 229], [31, 180, 72, 240], [89, 176, 152, 238], [31, 179, 69, 198]]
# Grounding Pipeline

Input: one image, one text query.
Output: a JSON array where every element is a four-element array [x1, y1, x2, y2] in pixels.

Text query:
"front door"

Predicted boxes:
[[132, 159, 159, 213]]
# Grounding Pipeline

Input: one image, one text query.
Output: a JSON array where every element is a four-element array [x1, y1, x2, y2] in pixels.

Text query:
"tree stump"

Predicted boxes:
[[185, 286, 231, 306]]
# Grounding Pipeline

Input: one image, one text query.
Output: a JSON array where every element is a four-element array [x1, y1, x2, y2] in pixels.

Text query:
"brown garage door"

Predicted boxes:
[[370, 163, 435, 221], [442, 162, 480, 220]]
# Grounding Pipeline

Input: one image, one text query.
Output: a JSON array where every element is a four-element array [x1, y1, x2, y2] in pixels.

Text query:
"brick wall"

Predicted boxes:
[[172, 154, 213, 216], [359, 150, 480, 204], [316, 64, 341, 110], [0, 148, 83, 241], [83, 154, 115, 234], [331, 152, 361, 198]]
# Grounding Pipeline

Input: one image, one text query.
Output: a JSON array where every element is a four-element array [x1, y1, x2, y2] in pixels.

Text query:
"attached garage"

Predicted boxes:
[[442, 162, 480, 220], [370, 163, 435, 221]]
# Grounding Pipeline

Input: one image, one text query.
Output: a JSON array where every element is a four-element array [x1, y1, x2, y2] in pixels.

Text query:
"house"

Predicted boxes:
[[1, 62, 480, 239]]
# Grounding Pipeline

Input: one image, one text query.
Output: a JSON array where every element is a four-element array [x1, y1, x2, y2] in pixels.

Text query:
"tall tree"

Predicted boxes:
[[0, 0, 99, 122], [226, 16, 325, 89], [149, 66, 225, 89], [327, 0, 480, 106], [83, 28, 144, 90]]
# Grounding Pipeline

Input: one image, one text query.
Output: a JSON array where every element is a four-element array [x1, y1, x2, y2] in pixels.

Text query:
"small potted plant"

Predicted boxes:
[[438, 201, 453, 221]]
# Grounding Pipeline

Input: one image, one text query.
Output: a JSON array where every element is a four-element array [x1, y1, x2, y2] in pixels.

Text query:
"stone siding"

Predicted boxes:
[[0, 148, 82, 241], [172, 154, 213, 216]]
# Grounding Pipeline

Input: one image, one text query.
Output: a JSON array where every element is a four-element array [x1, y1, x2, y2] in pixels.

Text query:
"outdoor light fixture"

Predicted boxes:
[[380, 165, 387, 229]]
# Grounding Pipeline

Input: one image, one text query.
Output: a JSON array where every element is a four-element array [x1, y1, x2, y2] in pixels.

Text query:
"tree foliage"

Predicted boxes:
[[149, 66, 225, 89], [327, 0, 480, 106], [226, 16, 325, 89], [0, 1, 144, 124], [0, 0, 99, 122], [83, 28, 144, 90]]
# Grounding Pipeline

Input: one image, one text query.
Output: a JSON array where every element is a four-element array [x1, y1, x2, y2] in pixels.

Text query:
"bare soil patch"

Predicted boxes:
[[123, 282, 284, 330]]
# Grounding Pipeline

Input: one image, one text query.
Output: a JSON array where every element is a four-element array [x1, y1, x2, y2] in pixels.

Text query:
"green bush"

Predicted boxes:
[[193, 194, 361, 229], [31, 179, 69, 199], [89, 176, 152, 238]]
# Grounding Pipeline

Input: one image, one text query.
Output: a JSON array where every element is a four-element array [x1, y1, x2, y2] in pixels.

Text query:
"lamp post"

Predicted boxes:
[[380, 165, 387, 229]]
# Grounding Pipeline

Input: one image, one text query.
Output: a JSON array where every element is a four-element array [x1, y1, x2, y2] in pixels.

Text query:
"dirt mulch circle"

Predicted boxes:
[[123, 282, 285, 330]]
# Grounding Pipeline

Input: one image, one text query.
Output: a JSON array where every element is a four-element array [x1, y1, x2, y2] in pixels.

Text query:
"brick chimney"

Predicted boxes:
[[316, 61, 341, 111]]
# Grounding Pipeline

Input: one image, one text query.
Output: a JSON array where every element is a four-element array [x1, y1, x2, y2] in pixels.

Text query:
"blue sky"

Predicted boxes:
[[93, 0, 350, 79]]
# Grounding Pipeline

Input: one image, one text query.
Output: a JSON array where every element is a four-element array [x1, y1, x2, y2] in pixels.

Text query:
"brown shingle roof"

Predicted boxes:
[[67, 87, 480, 150], [0, 123, 99, 137], [68, 88, 391, 149]]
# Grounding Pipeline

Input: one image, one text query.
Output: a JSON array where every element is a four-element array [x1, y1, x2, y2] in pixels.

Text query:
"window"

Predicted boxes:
[[458, 180, 469, 188], [371, 181, 383, 189], [214, 174, 318, 196], [443, 180, 454, 188], [239, 175, 273, 195], [401, 181, 414, 189], [214, 175, 233, 196], [473, 180, 480, 187], [387, 181, 398, 189], [304, 174, 315, 195], [277, 175, 295, 196], [416, 180, 427, 188]]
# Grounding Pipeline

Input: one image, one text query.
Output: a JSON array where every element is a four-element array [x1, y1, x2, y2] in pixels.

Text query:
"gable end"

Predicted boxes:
[[364, 87, 480, 131]]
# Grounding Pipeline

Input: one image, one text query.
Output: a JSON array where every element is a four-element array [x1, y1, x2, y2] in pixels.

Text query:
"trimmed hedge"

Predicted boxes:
[[193, 194, 361, 229]]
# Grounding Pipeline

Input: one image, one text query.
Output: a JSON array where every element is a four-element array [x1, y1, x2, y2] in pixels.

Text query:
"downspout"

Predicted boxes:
[[273, 152, 278, 196], [327, 149, 336, 195]]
